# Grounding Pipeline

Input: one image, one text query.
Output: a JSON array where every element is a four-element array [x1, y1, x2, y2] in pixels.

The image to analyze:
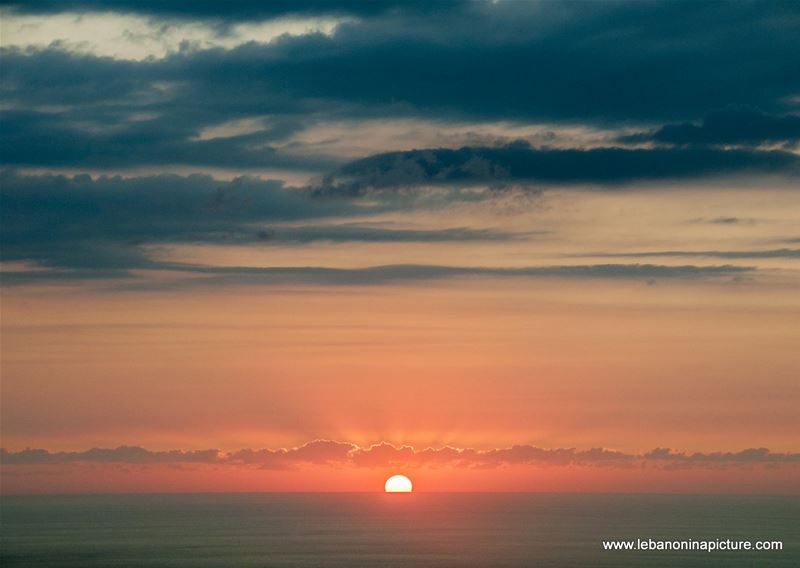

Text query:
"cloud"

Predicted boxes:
[[621, 107, 800, 147], [166, 263, 753, 286], [0, 446, 222, 465], [0, 171, 331, 269], [253, 224, 524, 244], [2, 2, 799, 174], [315, 144, 799, 194], [3, 3, 798, 289], [347, 444, 635, 468], [1, 171, 756, 287], [643, 447, 800, 464], [705, 217, 754, 225], [2, 262, 755, 289], [0, 171, 530, 283], [349, 442, 418, 467], [227, 440, 357, 469], [3, 442, 798, 470], [1, 170, 465, 274], [581, 249, 800, 260], [0, 170, 508, 248], [0, 107, 334, 171], [0, 1, 461, 21]]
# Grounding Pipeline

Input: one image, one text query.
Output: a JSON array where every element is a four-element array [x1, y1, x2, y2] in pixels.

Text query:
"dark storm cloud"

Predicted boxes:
[[3, 442, 797, 469], [0, 46, 332, 171], [0, 171, 520, 277], [0, 170, 758, 286], [244, 0, 800, 123], [0, 108, 333, 171], [2, 3, 798, 287], [0, 171, 326, 269], [0, 170, 766, 288], [315, 144, 800, 194], [621, 108, 800, 147], [2, 1, 800, 173], [0, 0, 463, 20]]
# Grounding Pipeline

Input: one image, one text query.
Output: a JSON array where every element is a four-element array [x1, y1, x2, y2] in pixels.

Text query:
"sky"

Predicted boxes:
[[1, 0, 799, 494]]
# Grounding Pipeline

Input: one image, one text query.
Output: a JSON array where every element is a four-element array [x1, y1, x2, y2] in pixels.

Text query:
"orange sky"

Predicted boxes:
[[3, 266, 799, 454], [2, 3, 799, 494], [3, 185, 800, 492]]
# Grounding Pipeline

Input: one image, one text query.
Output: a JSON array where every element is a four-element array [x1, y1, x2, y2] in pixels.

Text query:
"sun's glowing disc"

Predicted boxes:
[[384, 474, 413, 493]]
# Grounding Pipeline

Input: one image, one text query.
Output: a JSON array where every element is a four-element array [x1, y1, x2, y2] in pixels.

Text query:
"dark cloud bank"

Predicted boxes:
[[2, 1, 799, 286], [2, 1, 799, 171], [2, 442, 797, 470], [0, 171, 755, 286], [621, 107, 800, 148], [0, 0, 462, 20], [317, 143, 799, 195]]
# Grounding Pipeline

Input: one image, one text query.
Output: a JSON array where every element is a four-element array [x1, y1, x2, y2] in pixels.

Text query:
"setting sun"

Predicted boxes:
[[1, 1, 799, 566], [384, 474, 413, 493]]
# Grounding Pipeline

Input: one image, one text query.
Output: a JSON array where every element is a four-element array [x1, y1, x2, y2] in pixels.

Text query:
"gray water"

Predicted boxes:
[[1, 493, 797, 567]]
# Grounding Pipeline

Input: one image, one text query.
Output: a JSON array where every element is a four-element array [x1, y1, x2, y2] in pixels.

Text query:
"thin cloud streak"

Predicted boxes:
[[1, 262, 755, 288], [580, 249, 800, 260]]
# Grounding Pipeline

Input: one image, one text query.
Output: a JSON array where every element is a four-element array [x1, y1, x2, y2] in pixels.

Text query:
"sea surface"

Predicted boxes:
[[1, 493, 798, 567]]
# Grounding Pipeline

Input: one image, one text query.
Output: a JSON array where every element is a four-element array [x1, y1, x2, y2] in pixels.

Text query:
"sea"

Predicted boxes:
[[1, 493, 798, 567]]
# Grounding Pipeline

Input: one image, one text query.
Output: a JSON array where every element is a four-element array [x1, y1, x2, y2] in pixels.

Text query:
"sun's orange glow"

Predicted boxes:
[[385, 474, 413, 493]]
